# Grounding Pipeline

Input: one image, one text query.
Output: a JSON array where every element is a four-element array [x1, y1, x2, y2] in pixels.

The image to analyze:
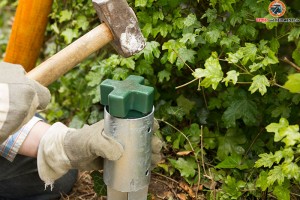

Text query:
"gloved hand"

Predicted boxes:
[[0, 62, 50, 143], [37, 119, 163, 186], [37, 120, 124, 186]]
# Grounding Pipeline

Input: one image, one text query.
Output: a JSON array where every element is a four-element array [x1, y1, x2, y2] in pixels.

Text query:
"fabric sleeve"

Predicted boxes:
[[0, 116, 42, 162]]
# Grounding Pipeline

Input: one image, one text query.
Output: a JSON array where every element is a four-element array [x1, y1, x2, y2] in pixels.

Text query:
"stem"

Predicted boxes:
[[175, 78, 199, 89], [157, 119, 201, 199], [281, 56, 300, 72]]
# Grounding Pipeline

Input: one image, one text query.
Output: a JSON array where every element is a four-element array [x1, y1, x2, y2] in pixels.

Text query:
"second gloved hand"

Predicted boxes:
[[37, 120, 124, 186]]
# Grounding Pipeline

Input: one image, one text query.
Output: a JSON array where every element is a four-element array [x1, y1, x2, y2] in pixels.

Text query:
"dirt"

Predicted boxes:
[[59, 171, 204, 200]]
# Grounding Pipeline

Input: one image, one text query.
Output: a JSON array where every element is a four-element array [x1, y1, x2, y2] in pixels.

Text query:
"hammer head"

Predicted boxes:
[[93, 0, 146, 57]]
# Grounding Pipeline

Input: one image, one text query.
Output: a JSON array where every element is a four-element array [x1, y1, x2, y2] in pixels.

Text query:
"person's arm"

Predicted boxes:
[[18, 121, 50, 157]]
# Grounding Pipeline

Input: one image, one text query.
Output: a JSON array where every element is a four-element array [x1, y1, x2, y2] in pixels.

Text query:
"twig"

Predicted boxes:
[[153, 172, 179, 184], [176, 78, 199, 89], [281, 56, 300, 72], [157, 119, 201, 199], [200, 125, 207, 176], [243, 128, 264, 161], [171, 48, 195, 73]]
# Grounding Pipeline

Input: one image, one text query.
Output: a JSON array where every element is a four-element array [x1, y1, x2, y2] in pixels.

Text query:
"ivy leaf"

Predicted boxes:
[[169, 158, 196, 178], [184, 14, 197, 27], [120, 57, 135, 70], [283, 73, 300, 93], [201, 8, 217, 23], [282, 162, 299, 180], [249, 63, 264, 72], [158, 69, 171, 82], [135, 0, 148, 7], [222, 176, 245, 199], [162, 39, 185, 64], [61, 28, 78, 44], [217, 128, 246, 160], [267, 166, 285, 185], [271, 104, 291, 118], [136, 60, 154, 75], [205, 29, 221, 44], [288, 27, 300, 42], [255, 153, 275, 168], [142, 23, 152, 38], [226, 51, 243, 64], [237, 24, 257, 39], [152, 10, 164, 25], [91, 171, 106, 196], [216, 154, 248, 170], [179, 33, 197, 44], [220, 0, 236, 12], [112, 68, 129, 80], [279, 125, 300, 147], [193, 52, 223, 89], [292, 48, 300, 66], [59, 10, 72, 23], [256, 171, 269, 191], [249, 75, 270, 95], [239, 43, 257, 65], [153, 23, 172, 38], [76, 15, 89, 31], [273, 181, 290, 200], [222, 70, 239, 86], [222, 95, 259, 127], [261, 50, 279, 66], [220, 35, 240, 48], [141, 41, 161, 63], [176, 95, 195, 115], [176, 48, 197, 70]]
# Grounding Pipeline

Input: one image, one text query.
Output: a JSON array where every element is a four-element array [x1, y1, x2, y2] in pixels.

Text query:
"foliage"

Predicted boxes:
[[1, 0, 300, 199]]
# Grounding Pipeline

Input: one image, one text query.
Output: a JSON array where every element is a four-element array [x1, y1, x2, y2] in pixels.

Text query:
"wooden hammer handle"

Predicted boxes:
[[27, 23, 113, 86]]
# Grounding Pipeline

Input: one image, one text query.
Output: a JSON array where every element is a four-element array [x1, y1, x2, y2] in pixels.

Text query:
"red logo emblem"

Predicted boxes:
[[269, 0, 286, 17]]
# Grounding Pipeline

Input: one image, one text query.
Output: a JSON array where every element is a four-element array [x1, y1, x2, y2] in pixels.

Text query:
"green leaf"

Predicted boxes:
[[220, 35, 240, 48], [282, 162, 299, 180], [222, 176, 245, 199], [226, 51, 243, 64], [169, 158, 196, 178], [284, 73, 300, 93], [237, 24, 257, 39], [239, 43, 257, 65], [142, 23, 152, 38], [176, 48, 197, 70], [152, 10, 164, 25], [255, 152, 276, 168], [91, 171, 107, 196], [288, 27, 300, 42], [112, 68, 129, 80], [59, 10, 72, 23], [280, 125, 300, 146], [249, 63, 264, 72], [176, 95, 195, 115], [273, 181, 290, 200], [153, 23, 172, 38], [201, 8, 217, 23], [135, 0, 148, 7], [222, 70, 239, 86], [216, 154, 248, 170], [179, 33, 197, 44], [141, 41, 161, 62], [184, 14, 197, 27], [136, 60, 154, 75], [61, 28, 78, 44], [120, 57, 135, 70], [261, 50, 279, 66], [217, 128, 247, 160], [249, 75, 270, 95], [193, 52, 223, 89], [256, 171, 269, 191], [158, 69, 171, 82], [162, 39, 185, 64], [205, 29, 221, 44], [76, 15, 89, 31], [222, 94, 259, 127], [267, 166, 285, 185], [220, 0, 236, 12]]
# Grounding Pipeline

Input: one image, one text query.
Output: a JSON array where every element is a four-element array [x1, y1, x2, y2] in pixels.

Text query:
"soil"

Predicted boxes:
[[59, 171, 205, 200]]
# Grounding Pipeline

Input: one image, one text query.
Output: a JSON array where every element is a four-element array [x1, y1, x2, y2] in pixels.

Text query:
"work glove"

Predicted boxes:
[[0, 62, 50, 143], [37, 119, 163, 187]]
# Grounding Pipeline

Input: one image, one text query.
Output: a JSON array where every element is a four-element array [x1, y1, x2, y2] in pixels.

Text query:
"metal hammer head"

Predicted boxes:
[[92, 0, 146, 57]]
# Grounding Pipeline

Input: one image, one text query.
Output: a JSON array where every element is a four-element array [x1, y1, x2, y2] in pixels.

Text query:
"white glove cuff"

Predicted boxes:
[[37, 122, 72, 189]]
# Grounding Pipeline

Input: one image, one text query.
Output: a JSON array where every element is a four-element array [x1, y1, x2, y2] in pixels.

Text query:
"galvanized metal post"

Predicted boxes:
[[100, 75, 154, 200]]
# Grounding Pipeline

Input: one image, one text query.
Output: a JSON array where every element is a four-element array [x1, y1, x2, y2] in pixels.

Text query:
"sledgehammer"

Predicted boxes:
[[27, 0, 145, 86]]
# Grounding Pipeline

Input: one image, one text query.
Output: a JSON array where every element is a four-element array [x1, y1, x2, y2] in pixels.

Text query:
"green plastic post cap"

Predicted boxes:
[[100, 75, 154, 118]]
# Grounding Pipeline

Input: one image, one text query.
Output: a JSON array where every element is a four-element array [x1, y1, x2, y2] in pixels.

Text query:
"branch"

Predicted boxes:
[[281, 56, 300, 72]]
